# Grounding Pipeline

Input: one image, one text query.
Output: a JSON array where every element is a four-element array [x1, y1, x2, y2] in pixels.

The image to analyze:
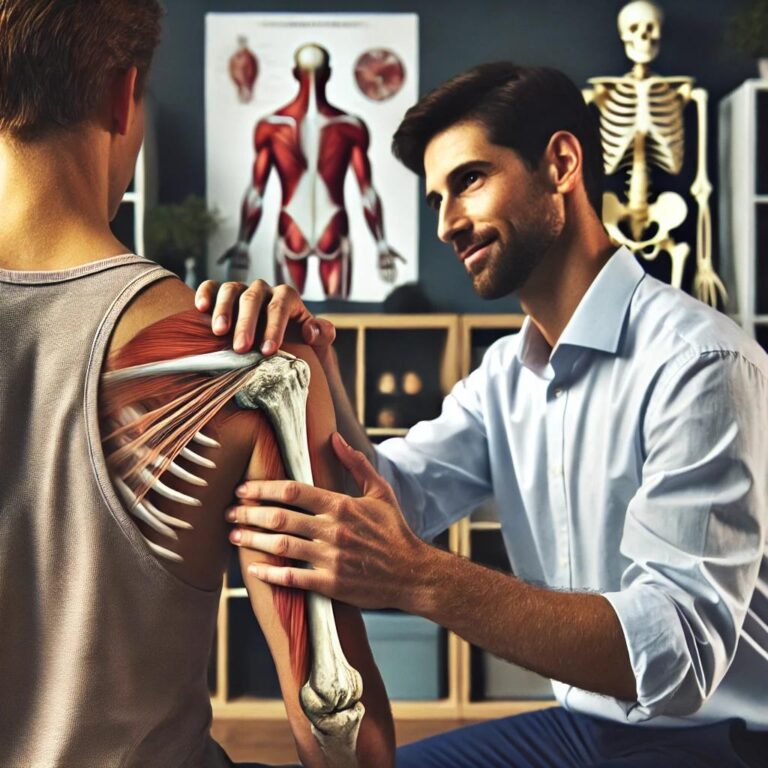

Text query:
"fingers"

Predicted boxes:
[[196, 279, 336, 357], [226, 503, 321, 539], [301, 319, 320, 345], [194, 279, 219, 313], [246, 562, 327, 592], [379, 258, 395, 283], [331, 433, 394, 501], [210, 281, 247, 335], [230, 526, 318, 562], [379, 249, 405, 283], [260, 284, 316, 355], [235, 478, 343, 516], [232, 279, 271, 353], [222, 282, 319, 356], [260, 286, 300, 355]]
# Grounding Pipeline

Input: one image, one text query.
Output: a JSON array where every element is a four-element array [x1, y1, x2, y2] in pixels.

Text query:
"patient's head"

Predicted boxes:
[[0, 0, 163, 142]]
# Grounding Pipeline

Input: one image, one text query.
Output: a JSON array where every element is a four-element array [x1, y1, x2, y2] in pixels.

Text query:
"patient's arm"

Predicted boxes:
[[103, 279, 394, 765], [240, 342, 394, 768]]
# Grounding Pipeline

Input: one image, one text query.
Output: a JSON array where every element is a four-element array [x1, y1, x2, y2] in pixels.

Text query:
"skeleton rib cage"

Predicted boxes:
[[590, 76, 690, 178]]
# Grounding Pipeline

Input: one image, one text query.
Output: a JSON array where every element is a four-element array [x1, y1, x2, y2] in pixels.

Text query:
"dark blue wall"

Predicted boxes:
[[148, 0, 756, 313]]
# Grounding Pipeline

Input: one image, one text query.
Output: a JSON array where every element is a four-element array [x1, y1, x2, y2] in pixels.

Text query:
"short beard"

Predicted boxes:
[[472, 194, 563, 300]]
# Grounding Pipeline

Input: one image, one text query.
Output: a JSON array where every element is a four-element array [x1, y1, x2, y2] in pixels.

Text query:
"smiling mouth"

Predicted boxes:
[[460, 236, 497, 265]]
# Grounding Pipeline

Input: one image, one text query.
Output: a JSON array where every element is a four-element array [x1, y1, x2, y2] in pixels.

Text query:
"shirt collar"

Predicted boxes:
[[516, 247, 644, 370]]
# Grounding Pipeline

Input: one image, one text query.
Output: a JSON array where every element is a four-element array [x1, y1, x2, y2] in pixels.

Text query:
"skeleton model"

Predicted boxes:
[[220, 43, 403, 299], [583, 0, 726, 306], [100, 313, 364, 767]]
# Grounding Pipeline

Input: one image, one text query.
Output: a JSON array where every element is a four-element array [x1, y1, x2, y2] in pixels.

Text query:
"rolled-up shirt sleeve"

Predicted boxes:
[[376, 366, 494, 541], [603, 350, 768, 720]]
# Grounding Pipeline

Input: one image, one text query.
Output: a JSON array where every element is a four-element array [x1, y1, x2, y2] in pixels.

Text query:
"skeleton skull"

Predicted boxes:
[[618, 1, 663, 64]]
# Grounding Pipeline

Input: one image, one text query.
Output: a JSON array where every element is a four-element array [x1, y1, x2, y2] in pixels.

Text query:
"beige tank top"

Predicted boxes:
[[0, 255, 229, 767]]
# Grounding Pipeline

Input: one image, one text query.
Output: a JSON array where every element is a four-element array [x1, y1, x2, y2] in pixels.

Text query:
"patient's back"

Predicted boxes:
[[0, 255, 237, 768], [0, 254, 394, 768]]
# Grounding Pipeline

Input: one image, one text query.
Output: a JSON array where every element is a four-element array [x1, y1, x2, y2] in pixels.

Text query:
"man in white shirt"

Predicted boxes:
[[199, 63, 768, 766]]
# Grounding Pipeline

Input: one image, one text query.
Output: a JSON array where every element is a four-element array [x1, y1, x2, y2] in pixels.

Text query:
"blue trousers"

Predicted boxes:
[[396, 708, 767, 768]]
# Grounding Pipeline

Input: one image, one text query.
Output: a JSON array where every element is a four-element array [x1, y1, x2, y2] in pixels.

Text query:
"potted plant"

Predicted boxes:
[[727, 0, 768, 78], [145, 195, 222, 286]]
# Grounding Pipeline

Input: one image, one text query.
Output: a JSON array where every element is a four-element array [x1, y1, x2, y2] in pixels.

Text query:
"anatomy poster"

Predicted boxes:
[[205, 13, 419, 302]]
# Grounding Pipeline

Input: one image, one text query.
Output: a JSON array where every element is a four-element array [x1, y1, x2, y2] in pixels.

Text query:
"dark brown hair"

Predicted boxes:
[[392, 62, 604, 216], [0, 0, 163, 141]]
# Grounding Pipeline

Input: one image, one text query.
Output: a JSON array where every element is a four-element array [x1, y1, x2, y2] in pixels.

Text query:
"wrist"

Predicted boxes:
[[398, 538, 448, 618]]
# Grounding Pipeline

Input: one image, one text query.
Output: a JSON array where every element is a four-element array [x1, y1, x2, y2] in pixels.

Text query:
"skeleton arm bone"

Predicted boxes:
[[688, 86, 727, 307]]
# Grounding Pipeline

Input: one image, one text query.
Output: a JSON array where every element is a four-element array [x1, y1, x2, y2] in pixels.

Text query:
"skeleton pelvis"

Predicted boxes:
[[603, 190, 687, 257]]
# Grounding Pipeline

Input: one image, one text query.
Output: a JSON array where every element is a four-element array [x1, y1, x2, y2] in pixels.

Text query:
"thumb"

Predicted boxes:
[[302, 317, 336, 348], [331, 433, 392, 500]]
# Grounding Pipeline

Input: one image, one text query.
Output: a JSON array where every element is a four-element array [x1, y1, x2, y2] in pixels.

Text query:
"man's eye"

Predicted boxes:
[[461, 172, 480, 189]]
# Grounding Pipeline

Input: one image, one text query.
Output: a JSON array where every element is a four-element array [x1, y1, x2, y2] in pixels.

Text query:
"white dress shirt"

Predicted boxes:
[[376, 248, 768, 729]]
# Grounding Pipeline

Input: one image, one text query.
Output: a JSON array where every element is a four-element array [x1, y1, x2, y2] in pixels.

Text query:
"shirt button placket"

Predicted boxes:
[[548, 382, 570, 585]]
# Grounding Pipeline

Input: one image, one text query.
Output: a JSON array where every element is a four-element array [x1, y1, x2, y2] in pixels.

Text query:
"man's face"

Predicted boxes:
[[424, 121, 563, 299]]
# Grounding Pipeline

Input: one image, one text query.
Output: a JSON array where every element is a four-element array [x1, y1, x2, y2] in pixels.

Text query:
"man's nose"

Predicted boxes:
[[437, 199, 471, 244]]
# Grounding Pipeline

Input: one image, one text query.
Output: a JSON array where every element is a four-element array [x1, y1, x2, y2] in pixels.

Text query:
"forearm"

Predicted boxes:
[[407, 545, 637, 702], [318, 345, 375, 465], [237, 185, 263, 243], [361, 187, 386, 244]]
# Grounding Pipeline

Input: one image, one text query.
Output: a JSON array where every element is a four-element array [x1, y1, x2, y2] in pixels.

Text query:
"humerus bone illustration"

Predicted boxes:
[[234, 354, 364, 767]]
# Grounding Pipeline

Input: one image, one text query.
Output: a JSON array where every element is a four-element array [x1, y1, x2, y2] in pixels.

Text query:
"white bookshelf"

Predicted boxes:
[[719, 79, 768, 349]]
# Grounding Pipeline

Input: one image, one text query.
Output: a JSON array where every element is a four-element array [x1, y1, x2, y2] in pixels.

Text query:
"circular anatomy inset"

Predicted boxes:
[[354, 48, 405, 101]]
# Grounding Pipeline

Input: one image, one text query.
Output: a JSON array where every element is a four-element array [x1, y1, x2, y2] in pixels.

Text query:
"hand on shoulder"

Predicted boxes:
[[194, 279, 336, 363]]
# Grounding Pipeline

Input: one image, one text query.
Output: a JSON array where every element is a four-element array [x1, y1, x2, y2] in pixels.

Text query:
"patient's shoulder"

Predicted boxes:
[[110, 275, 196, 353]]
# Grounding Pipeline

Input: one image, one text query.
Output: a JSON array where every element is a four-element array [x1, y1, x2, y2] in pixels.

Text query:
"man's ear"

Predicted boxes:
[[111, 66, 139, 136], [543, 131, 582, 196]]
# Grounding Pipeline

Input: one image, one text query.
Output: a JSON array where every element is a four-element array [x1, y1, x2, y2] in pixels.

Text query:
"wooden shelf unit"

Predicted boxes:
[[212, 312, 556, 722]]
